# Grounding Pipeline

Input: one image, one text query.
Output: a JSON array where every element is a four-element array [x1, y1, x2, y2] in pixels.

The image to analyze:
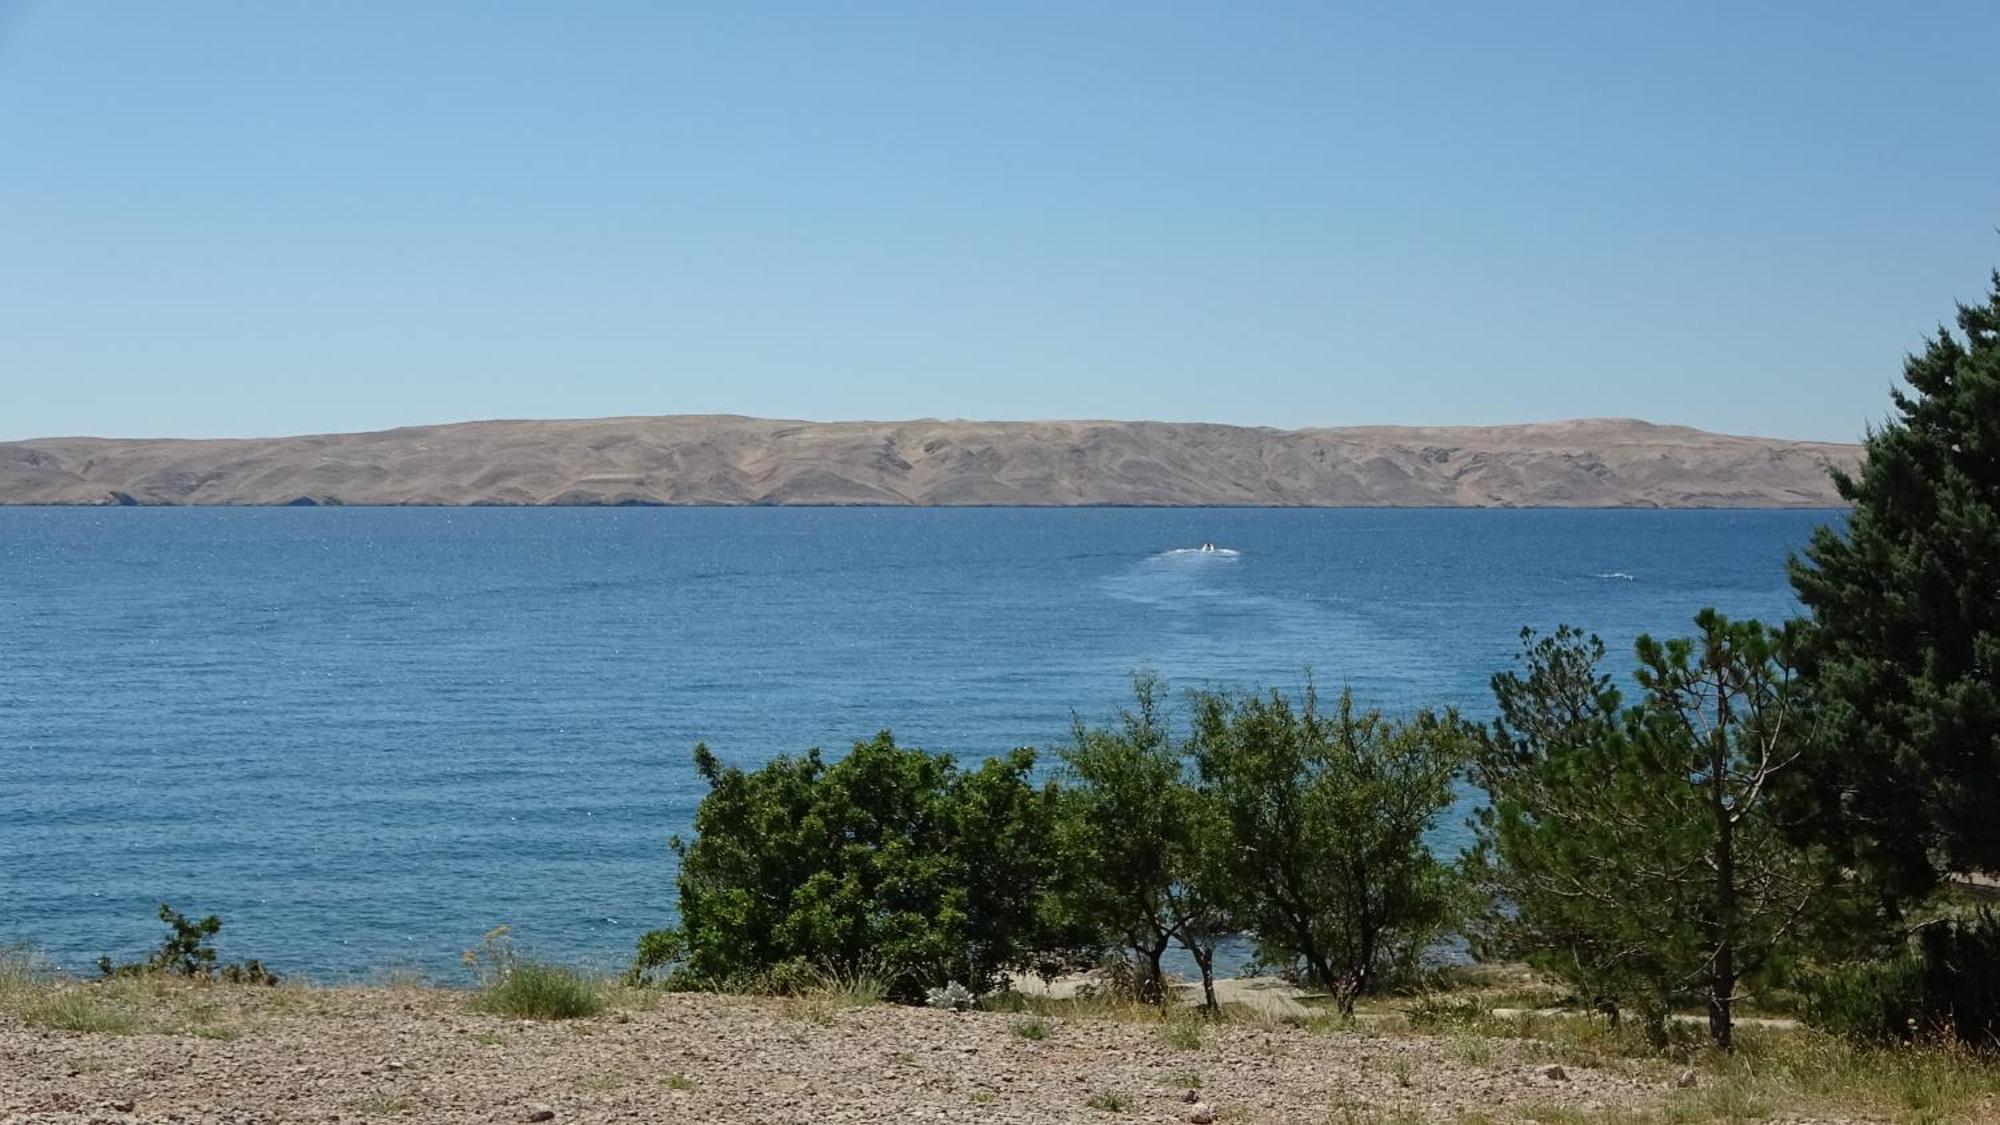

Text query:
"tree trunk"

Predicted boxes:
[[1144, 939, 1169, 1006], [1708, 691, 1738, 1052], [1193, 945, 1218, 1015]]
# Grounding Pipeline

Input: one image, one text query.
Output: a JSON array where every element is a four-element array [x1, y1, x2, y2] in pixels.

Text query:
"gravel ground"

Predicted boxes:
[[2, 986, 1698, 1124]]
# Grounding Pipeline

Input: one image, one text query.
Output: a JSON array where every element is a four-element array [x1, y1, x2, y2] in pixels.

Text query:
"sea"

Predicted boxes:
[[1, 507, 1833, 980]]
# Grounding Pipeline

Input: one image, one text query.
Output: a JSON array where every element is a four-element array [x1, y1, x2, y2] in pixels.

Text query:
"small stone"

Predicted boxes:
[[1539, 1064, 1569, 1082], [1182, 1088, 1200, 1104], [110, 1100, 135, 1113], [1187, 1103, 1216, 1125], [1676, 1069, 1698, 1089], [386, 1062, 406, 1072], [525, 1107, 555, 1123]]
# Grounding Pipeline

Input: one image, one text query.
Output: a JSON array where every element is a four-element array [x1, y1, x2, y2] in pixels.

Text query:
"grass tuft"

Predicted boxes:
[[1085, 1090, 1130, 1112], [1010, 1017, 1050, 1040], [1161, 1016, 1203, 1050], [472, 961, 604, 1020]]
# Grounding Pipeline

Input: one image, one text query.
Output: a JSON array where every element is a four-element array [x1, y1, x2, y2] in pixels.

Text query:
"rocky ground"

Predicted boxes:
[[0, 985, 1709, 1125]]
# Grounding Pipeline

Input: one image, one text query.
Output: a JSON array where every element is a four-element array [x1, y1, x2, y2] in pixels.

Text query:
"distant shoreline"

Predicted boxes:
[[0, 414, 1861, 509], [0, 501, 1853, 511]]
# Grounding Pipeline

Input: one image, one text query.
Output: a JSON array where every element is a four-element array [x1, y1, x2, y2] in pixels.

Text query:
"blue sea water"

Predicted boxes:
[[0, 507, 1833, 980]]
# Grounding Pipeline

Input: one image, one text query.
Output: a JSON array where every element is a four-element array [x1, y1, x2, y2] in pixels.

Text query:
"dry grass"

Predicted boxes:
[[7, 945, 1997, 1123], [0, 946, 309, 1039], [1386, 977, 2000, 1124]]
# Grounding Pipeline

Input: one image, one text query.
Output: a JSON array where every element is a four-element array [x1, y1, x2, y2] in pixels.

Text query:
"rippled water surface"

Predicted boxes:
[[1, 507, 1832, 977]]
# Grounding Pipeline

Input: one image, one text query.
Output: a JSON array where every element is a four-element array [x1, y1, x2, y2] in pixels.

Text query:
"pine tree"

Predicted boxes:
[[1472, 615, 1838, 1050], [1787, 269, 2000, 902]]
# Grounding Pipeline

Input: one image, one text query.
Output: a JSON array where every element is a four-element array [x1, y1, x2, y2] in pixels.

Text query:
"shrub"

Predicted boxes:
[[96, 904, 279, 985], [636, 733, 1070, 1001], [925, 981, 976, 1010], [1804, 909, 2000, 1048]]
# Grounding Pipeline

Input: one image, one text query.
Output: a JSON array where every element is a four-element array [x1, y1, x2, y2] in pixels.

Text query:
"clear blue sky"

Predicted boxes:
[[2, 2, 1994, 442]]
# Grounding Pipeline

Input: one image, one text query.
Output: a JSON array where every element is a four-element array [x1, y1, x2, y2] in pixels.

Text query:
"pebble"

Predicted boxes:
[[1539, 1064, 1569, 1081], [1676, 1069, 1699, 1089], [1187, 1102, 1216, 1124], [525, 1106, 554, 1122]]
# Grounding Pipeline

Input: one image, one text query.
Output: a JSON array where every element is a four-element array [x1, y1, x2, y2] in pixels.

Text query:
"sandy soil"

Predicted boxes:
[[0, 415, 1859, 508], [0, 986, 1696, 1125]]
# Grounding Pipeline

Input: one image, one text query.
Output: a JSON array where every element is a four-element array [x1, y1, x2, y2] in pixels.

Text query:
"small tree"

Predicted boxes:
[[634, 732, 1067, 1000], [96, 904, 277, 985], [1059, 675, 1234, 1011], [1187, 683, 1466, 1016], [1473, 614, 1839, 1050], [1466, 626, 1643, 1020], [1787, 269, 2000, 903]]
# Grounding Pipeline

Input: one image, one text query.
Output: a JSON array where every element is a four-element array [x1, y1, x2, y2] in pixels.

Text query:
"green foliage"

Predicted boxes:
[[1470, 614, 1843, 1049], [463, 924, 603, 1019], [1804, 909, 2000, 1048], [1187, 682, 1469, 1015], [96, 904, 278, 985], [637, 732, 1068, 1001], [1058, 674, 1234, 1009], [1787, 270, 2000, 902]]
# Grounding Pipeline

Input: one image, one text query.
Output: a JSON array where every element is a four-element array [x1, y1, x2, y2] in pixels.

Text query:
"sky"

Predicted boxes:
[[1, 2, 1995, 443]]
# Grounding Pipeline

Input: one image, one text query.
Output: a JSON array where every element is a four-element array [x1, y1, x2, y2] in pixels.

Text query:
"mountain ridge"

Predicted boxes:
[[0, 415, 1861, 508]]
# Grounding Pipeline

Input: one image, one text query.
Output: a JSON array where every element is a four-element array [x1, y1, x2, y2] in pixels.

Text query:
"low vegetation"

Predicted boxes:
[[462, 926, 604, 1020], [96, 903, 279, 986]]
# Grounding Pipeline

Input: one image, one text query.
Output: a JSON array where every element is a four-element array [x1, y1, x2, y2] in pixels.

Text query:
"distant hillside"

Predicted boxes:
[[0, 416, 1860, 508]]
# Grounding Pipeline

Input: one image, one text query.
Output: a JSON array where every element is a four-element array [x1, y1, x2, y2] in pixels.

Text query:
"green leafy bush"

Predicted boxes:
[[635, 733, 1069, 1001], [1805, 910, 2000, 1048]]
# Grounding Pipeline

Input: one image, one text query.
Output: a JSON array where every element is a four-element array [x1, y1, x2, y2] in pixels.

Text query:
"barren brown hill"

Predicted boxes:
[[0, 416, 1859, 508]]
